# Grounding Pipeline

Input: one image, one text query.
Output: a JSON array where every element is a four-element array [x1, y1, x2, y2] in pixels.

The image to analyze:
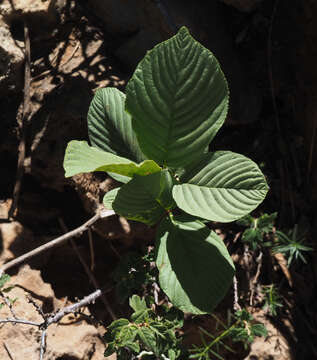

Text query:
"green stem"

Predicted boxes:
[[200, 319, 241, 356]]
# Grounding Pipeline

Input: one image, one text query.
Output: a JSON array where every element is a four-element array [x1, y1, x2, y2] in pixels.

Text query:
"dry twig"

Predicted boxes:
[[0, 288, 104, 360], [58, 217, 116, 321], [233, 275, 241, 312], [250, 252, 263, 306], [0, 209, 115, 275]]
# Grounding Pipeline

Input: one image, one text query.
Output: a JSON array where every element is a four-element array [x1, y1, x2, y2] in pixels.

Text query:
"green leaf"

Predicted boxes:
[[111, 170, 175, 225], [137, 327, 157, 353], [173, 151, 268, 223], [0, 274, 10, 288], [155, 216, 235, 314], [107, 318, 129, 331], [236, 214, 254, 227], [257, 212, 277, 232], [126, 26, 229, 168], [63, 140, 161, 178], [129, 295, 147, 312], [251, 323, 268, 337], [87, 87, 145, 162], [104, 343, 116, 356], [241, 228, 263, 248], [103, 188, 120, 210], [125, 341, 140, 353]]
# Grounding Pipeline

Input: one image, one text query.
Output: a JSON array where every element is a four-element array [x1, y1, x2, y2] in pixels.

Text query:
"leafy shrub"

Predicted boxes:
[[63, 27, 268, 314], [236, 212, 277, 250], [104, 295, 184, 359]]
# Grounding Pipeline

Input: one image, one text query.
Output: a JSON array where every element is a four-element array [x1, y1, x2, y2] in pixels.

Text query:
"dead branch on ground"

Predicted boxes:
[[0, 209, 115, 275]]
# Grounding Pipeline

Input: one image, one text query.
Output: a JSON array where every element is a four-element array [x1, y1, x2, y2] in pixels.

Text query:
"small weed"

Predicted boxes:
[[0, 273, 16, 310], [262, 284, 283, 317], [189, 309, 267, 359], [236, 212, 277, 250], [273, 224, 313, 267], [104, 295, 184, 359]]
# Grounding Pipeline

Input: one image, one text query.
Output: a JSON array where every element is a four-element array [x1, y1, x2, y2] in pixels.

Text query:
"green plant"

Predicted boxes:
[[189, 309, 267, 359], [63, 27, 268, 314], [0, 274, 15, 310], [236, 212, 277, 250], [104, 295, 184, 359], [262, 284, 283, 316], [113, 250, 157, 303], [273, 224, 313, 266]]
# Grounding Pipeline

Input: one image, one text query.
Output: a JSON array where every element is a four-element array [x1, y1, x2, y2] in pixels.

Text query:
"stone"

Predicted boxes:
[[0, 0, 65, 26], [0, 21, 24, 94]]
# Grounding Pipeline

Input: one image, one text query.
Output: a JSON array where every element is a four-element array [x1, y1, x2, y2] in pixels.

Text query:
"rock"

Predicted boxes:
[[220, 0, 262, 12], [0, 0, 65, 28], [0, 265, 107, 359], [0, 21, 24, 94], [0, 218, 52, 269]]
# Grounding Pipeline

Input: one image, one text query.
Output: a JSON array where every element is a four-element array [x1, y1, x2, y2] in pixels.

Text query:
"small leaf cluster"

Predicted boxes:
[[237, 213, 313, 267], [236, 212, 277, 250], [189, 309, 267, 359], [273, 224, 313, 267], [230, 310, 267, 347], [104, 295, 184, 359], [262, 284, 283, 316], [0, 274, 15, 310], [63, 27, 269, 314]]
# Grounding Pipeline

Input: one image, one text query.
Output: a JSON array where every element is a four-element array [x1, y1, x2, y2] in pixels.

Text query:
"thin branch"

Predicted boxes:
[[250, 252, 263, 306], [0, 318, 41, 326], [233, 275, 241, 312], [0, 291, 17, 319], [58, 218, 116, 320], [0, 289, 105, 359], [45, 289, 103, 326], [8, 21, 31, 219], [39, 330, 46, 360], [3, 342, 15, 360], [0, 209, 115, 275]]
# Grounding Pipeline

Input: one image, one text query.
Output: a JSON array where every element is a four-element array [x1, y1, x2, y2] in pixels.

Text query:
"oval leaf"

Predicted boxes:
[[126, 26, 229, 168], [111, 171, 175, 225], [64, 140, 161, 178], [88, 87, 145, 162], [173, 151, 268, 222], [155, 216, 235, 314]]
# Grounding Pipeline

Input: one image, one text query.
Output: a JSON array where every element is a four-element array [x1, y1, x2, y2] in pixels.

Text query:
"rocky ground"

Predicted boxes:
[[0, 0, 316, 359]]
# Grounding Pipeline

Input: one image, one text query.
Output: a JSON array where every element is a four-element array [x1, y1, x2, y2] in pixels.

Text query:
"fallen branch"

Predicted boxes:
[[0, 209, 115, 275], [58, 217, 116, 320], [0, 288, 104, 360]]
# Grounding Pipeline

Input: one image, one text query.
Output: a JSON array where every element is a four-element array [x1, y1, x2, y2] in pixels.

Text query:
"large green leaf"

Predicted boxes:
[[110, 170, 175, 225], [172, 151, 268, 223], [155, 216, 235, 314], [64, 140, 161, 178], [87, 87, 145, 162], [126, 26, 229, 168]]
